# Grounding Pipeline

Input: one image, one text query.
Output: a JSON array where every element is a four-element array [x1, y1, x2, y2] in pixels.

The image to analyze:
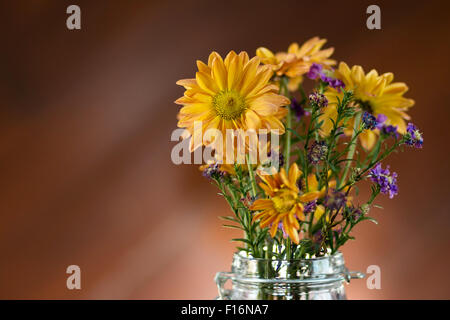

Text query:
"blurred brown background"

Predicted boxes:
[[0, 0, 449, 299]]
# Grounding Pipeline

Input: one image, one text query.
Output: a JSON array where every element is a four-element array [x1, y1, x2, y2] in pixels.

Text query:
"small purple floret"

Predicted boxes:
[[304, 201, 317, 215], [368, 163, 398, 199], [202, 163, 224, 179], [362, 112, 378, 130], [307, 63, 323, 80], [405, 123, 423, 148], [309, 91, 328, 108], [307, 63, 345, 91], [307, 141, 328, 165]]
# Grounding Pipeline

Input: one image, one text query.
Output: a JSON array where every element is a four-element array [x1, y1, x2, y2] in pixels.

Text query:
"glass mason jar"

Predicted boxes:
[[215, 251, 363, 300]]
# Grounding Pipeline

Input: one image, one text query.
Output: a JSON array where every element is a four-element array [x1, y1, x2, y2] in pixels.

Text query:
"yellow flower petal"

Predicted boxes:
[[245, 109, 261, 130], [359, 129, 377, 150], [288, 163, 301, 187], [299, 191, 320, 202], [314, 205, 325, 220], [211, 57, 227, 90], [196, 71, 218, 95]]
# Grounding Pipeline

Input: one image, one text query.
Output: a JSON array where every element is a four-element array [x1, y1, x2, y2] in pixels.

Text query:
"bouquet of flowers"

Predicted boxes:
[[174, 36, 423, 262]]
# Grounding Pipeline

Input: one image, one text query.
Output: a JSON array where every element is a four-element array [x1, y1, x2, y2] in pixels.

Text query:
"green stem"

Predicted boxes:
[[225, 184, 237, 205], [339, 112, 362, 188], [280, 78, 291, 172], [286, 238, 291, 261], [307, 204, 316, 238], [246, 154, 257, 198], [245, 155, 257, 253], [284, 108, 292, 172]]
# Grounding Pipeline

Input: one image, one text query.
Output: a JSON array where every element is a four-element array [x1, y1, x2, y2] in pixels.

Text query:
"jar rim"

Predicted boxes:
[[233, 250, 343, 262]]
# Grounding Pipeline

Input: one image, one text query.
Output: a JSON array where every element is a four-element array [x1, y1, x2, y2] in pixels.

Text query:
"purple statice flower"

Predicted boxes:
[[324, 189, 347, 211], [373, 114, 399, 138], [362, 112, 378, 130], [202, 163, 224, 180], [290, 97, 310, 121], [304, 200, 317, 215], [307, 63, 345, 91], [307, 141, 328, 165], [368, 163, 398, 199], [309, 91, 328, 108], [307, 63, 323, 80], [375, 114, 388, 129], [381, 125, 399, 138], [324, 77, 345, 90], [404, 123, 423, 148]]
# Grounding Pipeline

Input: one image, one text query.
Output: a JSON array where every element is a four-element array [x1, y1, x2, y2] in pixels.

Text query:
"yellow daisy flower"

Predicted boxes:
[[256, 37, 336, 91], [249, 163, 320, 244], [319, 62, 415, 150], [175, 51, 290, 153]]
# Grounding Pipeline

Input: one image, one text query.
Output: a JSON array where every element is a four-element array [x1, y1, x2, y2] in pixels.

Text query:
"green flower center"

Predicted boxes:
[[213, 90, 247, 120]]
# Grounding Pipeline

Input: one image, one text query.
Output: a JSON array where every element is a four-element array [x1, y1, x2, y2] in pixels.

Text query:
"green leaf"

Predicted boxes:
[[219, 216, 238, 222], [222, 224, 243, 230], [360, 216, 378, 225], [231, 238, 253, 245]]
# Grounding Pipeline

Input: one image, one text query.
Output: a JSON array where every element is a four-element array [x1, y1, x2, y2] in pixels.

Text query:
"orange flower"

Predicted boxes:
[[250, 163, 320, 244], [256, 37, 336, 91]]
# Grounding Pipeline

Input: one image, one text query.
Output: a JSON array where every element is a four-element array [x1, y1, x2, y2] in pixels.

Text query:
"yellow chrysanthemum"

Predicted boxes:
[[249, 163, 320, 244], [319, 62, 415, 150], [175, 51, 290, 153], [256, 37, 336, 91]]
